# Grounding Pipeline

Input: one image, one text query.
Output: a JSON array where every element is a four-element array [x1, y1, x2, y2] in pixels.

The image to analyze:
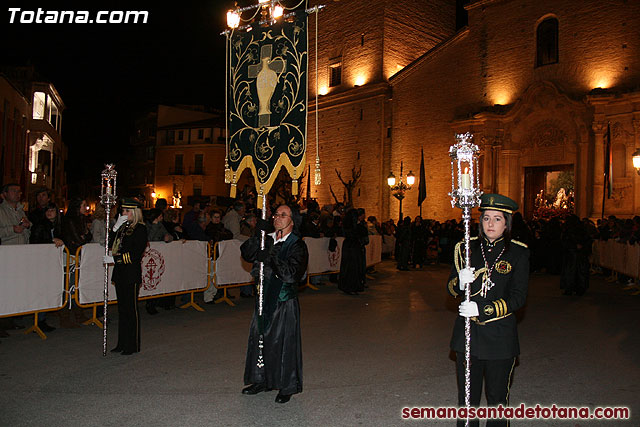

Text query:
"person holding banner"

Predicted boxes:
[[240, 204, 308, 404], [447, 194, 529, 427], [104, 198, 148, 356]]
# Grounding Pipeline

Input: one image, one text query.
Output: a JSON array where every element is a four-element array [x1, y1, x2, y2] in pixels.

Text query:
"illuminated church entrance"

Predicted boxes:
[[524, 164, 574, 219]]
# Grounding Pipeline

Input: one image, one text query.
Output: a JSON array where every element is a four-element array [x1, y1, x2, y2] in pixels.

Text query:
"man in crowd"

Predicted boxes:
[[182, 199, 202, 239], [205, 209, 233, 243], [222, 200, 245, 240], [0, 183, 31, 245], [0, 184, 51, 334], [28, 187, 52, 225]]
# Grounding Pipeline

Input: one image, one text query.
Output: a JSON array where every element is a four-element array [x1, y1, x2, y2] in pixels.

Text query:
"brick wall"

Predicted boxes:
[[305, 0, 456, 220], [383, 0, 456, 79], [389, 0, 640, 220], [306, 86, 388, 216]]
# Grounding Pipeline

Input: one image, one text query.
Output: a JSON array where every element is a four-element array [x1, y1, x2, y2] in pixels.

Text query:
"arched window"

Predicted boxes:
[[536, 17, 558, 67]]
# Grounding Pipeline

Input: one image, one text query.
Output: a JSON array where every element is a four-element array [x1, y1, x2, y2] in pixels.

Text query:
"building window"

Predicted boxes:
[[178, 130, 184, 141], [194, 154, 204, 174], [174, 154, 183, 174], [33, 92, 45, 120], [198, 129, 204, 139], [536, 17, 558, 67], [167, 130, 175, 145], [329, 61, 342, 87], [49, 102, 59, 130]]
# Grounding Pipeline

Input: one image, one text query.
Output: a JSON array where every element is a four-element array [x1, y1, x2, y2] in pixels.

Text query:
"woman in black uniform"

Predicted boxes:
[[447, 194, 529, 427], [104, 198, 148, 355]]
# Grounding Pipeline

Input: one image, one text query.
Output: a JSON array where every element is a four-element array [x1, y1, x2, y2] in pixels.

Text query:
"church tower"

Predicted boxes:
[[306, 0, 457, 218]]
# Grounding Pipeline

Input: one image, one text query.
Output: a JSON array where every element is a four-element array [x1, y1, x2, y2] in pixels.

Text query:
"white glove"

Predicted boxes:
[[103, 254, 114, 264], [113, 214, 128, 232], [458, 267, 475, 291], [459, 301, 479, 318]]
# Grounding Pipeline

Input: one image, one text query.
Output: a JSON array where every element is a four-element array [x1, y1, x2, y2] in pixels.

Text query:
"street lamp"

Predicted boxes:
[[633, 148, 640, 175], [387, 161, 415, 222], [226, 0, 290, 30]]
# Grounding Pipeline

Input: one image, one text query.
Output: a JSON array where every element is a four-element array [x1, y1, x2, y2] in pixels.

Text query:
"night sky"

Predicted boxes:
[[1, 1, 239, 194]]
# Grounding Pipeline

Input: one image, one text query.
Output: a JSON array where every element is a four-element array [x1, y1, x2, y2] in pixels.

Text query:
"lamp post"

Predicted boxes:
[[633, 148, 640, 175], [387, 161, 415, 223]]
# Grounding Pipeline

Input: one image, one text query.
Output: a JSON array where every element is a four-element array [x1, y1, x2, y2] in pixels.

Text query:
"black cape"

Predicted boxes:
[[338, 224, 367, 293]]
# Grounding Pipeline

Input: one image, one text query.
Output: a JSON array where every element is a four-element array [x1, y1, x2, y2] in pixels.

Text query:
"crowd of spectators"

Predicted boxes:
[[2, 181, 639, 341]]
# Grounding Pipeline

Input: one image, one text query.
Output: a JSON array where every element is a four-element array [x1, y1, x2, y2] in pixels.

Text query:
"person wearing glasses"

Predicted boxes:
[[240, 204, 308, 404]]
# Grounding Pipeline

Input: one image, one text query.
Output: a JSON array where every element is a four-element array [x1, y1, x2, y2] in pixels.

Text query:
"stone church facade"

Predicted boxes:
[[305, 0, 640, 220]]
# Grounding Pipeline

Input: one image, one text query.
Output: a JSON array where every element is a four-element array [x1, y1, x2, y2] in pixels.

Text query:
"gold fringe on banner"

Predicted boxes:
[[224, 160, 231, 184], [228, 152, 306, 203], [230, 180, 237, 198]]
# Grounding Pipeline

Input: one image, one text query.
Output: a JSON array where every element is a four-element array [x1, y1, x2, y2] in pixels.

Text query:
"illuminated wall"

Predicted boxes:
[[305, 0, 456, 218], [389, 0, 640, 220]]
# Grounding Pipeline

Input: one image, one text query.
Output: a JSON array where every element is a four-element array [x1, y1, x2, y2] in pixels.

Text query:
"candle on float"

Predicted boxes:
[[106, 185, 112, 196], [461, 167, 471, 190]]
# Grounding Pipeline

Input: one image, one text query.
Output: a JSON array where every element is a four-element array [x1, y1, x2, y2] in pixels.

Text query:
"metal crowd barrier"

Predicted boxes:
[[211, 236, 383, 305], [1, 236, 383, 339], [591, 240, 640, 279], [0, 245, 71, 340], [0, 241, 213, 339]]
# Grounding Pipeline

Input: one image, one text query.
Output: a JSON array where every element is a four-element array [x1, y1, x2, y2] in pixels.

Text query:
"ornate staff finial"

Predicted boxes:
[[449, 132, 482, 209]]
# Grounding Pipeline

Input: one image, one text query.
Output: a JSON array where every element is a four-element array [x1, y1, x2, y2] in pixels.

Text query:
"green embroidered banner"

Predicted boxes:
[[227, 11, 308, 203]]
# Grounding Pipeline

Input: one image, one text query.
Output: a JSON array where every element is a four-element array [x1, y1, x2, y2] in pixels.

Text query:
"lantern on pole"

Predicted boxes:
[[448, 133, 482, 425], [99, 164, 117, 356]]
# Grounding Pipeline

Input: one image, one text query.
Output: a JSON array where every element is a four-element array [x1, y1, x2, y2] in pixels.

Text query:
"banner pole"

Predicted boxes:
[[256, 194, 267, 370]]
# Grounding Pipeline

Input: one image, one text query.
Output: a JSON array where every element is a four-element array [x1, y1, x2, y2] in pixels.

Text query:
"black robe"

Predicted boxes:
[[411, 222, 427, 266], [560, 223, 591, 295], [240, 232, 308, 395], [395, 223, 412, 269], [338, 225, 366, 293]]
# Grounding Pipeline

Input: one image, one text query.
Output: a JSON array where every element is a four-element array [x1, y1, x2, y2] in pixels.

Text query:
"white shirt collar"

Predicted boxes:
[[269, 231, 292, 244]]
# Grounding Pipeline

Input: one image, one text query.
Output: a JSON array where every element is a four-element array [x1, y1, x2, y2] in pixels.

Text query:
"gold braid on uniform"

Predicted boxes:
[[112, 223, 135, 265], [449, 237, 487, 298], [511, 239, 528, 248], [473, 239, 528, 325], [474, 239, 527, 325]]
